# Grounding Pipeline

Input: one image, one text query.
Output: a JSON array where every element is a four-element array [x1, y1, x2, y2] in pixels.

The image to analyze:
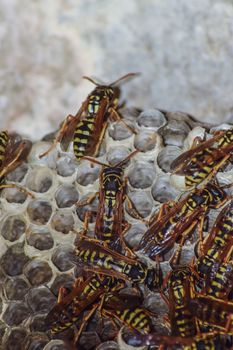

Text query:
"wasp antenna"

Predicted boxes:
[[82, 76, 100, 86], [110, 72, 140, 87], [81, 156, 109, 168], [114, 150, 138, 168]]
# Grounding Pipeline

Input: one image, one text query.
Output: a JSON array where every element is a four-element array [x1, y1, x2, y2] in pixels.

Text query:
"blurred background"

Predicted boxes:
[[1, 0, 233, 140]]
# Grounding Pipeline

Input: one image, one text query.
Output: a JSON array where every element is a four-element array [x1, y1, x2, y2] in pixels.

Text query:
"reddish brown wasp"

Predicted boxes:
[[39, 73, 138, 161], [170, 127, 233, 189]]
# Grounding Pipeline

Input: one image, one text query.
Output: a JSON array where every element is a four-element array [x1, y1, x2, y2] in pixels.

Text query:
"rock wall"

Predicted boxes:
[[1, 0, 233, 139]]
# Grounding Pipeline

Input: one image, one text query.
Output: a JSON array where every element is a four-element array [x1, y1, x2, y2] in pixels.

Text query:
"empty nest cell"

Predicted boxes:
[[26, 167, 53, 193], [55, 185, 79, 208], [27, 199, 53, 225], [26, 227, 54, 250], [1, 215, 27, 242]]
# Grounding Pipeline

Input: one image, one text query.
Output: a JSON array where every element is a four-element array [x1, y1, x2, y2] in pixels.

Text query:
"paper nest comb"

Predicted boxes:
[[0, 107, 231, 350]]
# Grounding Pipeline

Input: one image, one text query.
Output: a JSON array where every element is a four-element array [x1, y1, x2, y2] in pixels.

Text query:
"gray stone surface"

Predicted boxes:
[[1, 0, 233, 140]]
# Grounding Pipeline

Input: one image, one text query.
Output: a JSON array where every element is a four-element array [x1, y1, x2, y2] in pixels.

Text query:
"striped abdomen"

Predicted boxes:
[[0, 131, 8, 168], [116, 307, 152, 333], [72, 90, 111, 160], [217, 129, 233, 147], [169, 268, 196, 338], [197, 203, 233, 278], [172, 307, 197, 337], [97, 167, 123, 250], [183, 335, 222, 350], [185, 147, 217, 188], [207, 261, 233, 299], [50, 275, 116, 333], [171, 283, 196, 337], [73, 115, 95, 160], [76, 241, 147, 283], [188, 297, 233, 331], [0, 131, 8, 184]]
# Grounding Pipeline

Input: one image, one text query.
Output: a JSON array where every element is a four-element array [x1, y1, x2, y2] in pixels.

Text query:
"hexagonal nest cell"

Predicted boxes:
[[0, 104, 231, 350]]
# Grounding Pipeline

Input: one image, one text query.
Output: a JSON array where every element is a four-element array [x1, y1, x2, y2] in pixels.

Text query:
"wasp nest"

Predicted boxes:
[[0, 106, 228, 350]]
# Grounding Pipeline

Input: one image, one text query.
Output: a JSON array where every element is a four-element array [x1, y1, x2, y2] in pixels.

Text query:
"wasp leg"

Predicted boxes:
[[101, 309, 120, 332], [39, 114, 76, 158], [119, 222, 135, 257], [190, 136, 205, 148], [160, 272, 170, 308], [108, 107, 137, 135], [76, 234, 104, 246], [57, 286, 71, 303], [196, 215, 206, 257], [200, 154, 231, 189], [57, 276, 84, 304], [170, 219, 199, 268], [75, 192, 98, 208], [224, 311, 233, 332], [73, 276, 85, 290], [73, 303, 100, 345], [83, 266, 128, 283], [92, 121, 108, 158], [39, 97, 89, 159], [0, 183, 34, 198], [76, 211, 93, 238], [125, 194, 147, 223], [0, 141, 27, 179], [149, 200, 176, 225]]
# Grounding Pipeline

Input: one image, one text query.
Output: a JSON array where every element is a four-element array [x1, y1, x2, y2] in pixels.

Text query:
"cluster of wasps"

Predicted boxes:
[[2, 73, 233, 349]]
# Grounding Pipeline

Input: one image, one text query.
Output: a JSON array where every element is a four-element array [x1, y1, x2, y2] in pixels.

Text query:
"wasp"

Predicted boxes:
[[188, 295, 233, 333], [74, 237, 160, 291], [45, 274, 124, 335], [39, 73, 138, 161], [170, 127, 233, 189], [196, 200, 233, 281], [72, 292, 154, 344], [205, 261, 233, 299], [136, 182, 228, 263], [76, 150, 141, 253], [101, 292, 154, 334], [0, 131, 32, 196], [162, 267, 197, 339]]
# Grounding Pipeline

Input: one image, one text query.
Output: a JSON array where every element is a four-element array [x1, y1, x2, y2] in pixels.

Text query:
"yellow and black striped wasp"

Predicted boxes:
[[161, 267, 197, 340], [76, 150, 141, 253], [136, 181, 229, 264], [70, 291, 155, 346], [0, 130, 32, 196], [170, 127, 233, 189], [39, 73, 138, 161], [74, 237, 160, 291], [196, 199, 233, 282], [97, 292, 154, 334], [45, 274, 124, 339], [205, 261, 233, 300], [46, 152, 143, 343]]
